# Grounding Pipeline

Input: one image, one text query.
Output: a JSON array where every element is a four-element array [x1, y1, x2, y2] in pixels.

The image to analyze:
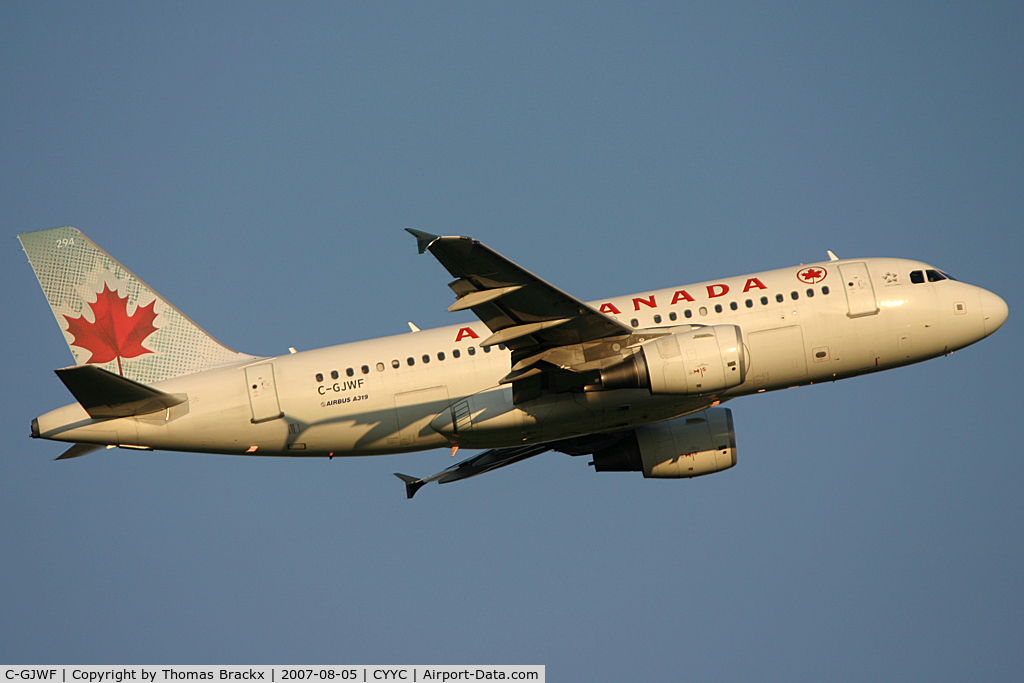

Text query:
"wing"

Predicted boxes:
[[408, 229, 639, 401], [392, 429, 638, 499], [408, 229, 633, 349], [394, 443, 552, 499]]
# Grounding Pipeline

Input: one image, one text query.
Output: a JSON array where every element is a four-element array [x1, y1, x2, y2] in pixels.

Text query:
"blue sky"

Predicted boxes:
[[2, 3, 1022, 680]]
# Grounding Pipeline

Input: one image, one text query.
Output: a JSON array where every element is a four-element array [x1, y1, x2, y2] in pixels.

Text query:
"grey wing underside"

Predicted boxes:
[[394, 443, 552, 499]]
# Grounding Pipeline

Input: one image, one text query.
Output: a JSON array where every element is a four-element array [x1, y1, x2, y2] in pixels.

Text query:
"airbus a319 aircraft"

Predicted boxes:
[[20, 226, 1007, 498]]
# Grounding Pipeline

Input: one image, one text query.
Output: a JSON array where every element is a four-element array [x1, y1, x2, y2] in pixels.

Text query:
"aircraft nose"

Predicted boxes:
[[979, 288, 1008, 337]]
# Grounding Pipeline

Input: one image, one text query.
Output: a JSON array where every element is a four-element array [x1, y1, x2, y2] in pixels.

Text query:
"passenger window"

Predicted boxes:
[[484, 346, 491, 353], [729, 301, 738, 311], [684, 309, 692, 319], [746, 299, 753, 308], [760, 296, 768, 305], [330, 370, 339, 380], [699, 306, 708, 316], [821, 286, 830, 295], [910, 270, 925, 284], [315, 373, 323, 382], [361, 365, 369, 374], [407, 357, 415, 366], [453, 349, 461, 358], [791, 291, 799, 300], [391, 359, 400, 369], [653, 314, 662, 324], [806, 288, 814, 298], [669, 312, 677, 321], [499, 343, 506, 350], [437, 352, 445, 361], [468, 347, 476, 356], [376, 362, 385, 372], [631, 318, 639, 327], [346, 368, 354, 377], [714, 304, 722, 313], [776, 293, 784, 303], [422, 354, 430, 364]]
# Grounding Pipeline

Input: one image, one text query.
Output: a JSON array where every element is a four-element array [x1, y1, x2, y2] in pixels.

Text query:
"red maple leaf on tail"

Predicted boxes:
[[63, 284, 158, 375]]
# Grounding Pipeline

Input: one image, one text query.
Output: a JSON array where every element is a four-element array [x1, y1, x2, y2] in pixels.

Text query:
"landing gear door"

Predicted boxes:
[[245, 363, 283, 423], [839, 262, 879, 318]]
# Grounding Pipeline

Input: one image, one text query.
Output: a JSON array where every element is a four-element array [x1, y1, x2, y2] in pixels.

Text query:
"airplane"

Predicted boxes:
[[19, 226, 1008, 498]]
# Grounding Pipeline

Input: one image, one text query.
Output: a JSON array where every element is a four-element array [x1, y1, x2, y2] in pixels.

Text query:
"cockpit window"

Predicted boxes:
[[926, 269, 947, 282], [910, 270, 925, 284]]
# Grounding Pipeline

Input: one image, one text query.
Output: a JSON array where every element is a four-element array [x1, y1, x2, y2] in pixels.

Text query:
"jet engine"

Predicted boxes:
[[590, 407, 736, 478], [601, 324, 745, 395]]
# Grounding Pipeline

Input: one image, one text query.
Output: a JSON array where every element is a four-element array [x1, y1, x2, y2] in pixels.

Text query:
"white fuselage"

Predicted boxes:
[[34, 257, 1006, 457]]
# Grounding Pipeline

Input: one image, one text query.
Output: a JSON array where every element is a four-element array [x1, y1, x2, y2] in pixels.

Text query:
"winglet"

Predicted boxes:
[[827, 250, 840, 261], [394, 472, 427, 499], [405, 228, 440, 254]]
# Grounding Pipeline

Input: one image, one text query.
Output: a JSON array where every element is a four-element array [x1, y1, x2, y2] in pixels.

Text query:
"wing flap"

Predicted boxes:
[[480, 318, 573, 348], [447, 285, 524, 312]]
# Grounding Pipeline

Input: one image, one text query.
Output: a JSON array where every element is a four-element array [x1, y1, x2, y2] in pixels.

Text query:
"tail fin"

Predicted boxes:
[[19, 226, 254, 384]]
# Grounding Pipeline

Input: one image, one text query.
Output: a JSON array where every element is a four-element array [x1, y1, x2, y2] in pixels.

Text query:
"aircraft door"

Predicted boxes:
[[245, 363, 284, 423], [839, 262, 879, 318]]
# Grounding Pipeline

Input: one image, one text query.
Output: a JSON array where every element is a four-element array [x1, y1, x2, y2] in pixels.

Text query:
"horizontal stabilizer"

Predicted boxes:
[[56, 443, 104, 460], [55, 365, 187, 419]]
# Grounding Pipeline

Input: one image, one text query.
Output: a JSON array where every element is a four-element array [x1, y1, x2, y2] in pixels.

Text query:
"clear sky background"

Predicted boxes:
[[2, 2, 1022, 680]]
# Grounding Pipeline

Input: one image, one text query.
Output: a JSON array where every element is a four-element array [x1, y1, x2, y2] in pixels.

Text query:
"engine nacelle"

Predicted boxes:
[[601, 325, 746, 395], [591, 407, 736, 478]]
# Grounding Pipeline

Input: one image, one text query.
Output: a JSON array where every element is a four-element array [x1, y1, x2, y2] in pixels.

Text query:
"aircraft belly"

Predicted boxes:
[[584, 390, 715, 434], [35, 402, 126, 447], [131, 404, 276, 453], [442, 386, 716, 449]]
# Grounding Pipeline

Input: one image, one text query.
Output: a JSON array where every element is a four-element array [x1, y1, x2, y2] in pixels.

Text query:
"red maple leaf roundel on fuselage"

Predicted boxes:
[[797, 266, 827, 285], [63, 284, 159, 366]]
